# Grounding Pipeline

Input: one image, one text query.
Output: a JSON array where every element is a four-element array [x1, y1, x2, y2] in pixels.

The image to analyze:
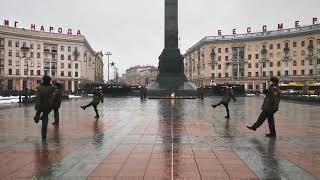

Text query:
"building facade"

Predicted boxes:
[[184, 24, 320, 90], [0, 25, 102, 92], [125, 65, 158, 86]]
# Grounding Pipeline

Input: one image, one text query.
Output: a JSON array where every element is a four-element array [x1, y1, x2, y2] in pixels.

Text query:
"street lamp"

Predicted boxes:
[[104, 52, 112, 82]]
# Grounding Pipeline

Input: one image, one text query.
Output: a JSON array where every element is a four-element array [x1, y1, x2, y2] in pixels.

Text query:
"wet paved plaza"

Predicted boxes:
[[0, 96, 320, 180]]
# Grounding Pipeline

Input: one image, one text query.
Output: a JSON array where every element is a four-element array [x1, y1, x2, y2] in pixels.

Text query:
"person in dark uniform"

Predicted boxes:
[[211, 84, 236, 119], [80, 88, 104, 118], [247, 77, 281, 137], [34, 75, 54, 139], [51, 82, 62, 125]]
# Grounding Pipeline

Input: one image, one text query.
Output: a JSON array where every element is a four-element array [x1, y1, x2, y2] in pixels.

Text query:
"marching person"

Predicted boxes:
[[34, 75, 54, 139], [247, 77, 281, 138], [211, 84, 236, 119], [80, 87, 104, 118]]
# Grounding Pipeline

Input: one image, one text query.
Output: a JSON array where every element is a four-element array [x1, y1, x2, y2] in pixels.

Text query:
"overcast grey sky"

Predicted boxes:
[[2, 0, 320, 79]]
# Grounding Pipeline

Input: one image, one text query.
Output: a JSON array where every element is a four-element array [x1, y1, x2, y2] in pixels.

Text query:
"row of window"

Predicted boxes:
[[211, 69, 317, 78], [5, 40, 79, 52], [7, 69, 79, 77], [5, 60, 79, 68]]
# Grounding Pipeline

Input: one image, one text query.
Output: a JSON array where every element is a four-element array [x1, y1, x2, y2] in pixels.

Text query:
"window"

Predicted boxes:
[[61, 71, 64, 76], [68, 63, 71, 69], [8, 40, 12, 47], [269, 44, 273, 50], [211, 65, 215, 70], [8, 59, 12, 66], [270, 62, 273, 67], [255, 63, 259, 68], [16, 69, 19, 75], [68, 55, 71, 60], [277, 43, 281, 49], [15, 41, 19, 47], [301, 50, 305, 56], [68, 71, 72, 77], [75, 63, 78, 69], [255, 72, 259, 77], [293, 42, 297, 47], [68, 46, 71, 52], [218, 73, 221, 78], [301, 41, 305, 47], [75, 72, 78, 77], [248, 63, 252, 68], [225, 73, 228, 77], [255, 54, 259, 59], [263, 71, 266, 77], [30, 43, 33, 49], [30, 52, 34, 58], [309, 69, 313, 75], [218, 64, 221, 69], [52, 71, 56, 77], [293, 60, 297, 66], [317, 58, 320, 64], [270, 71, 273, 77], [22, 42, 27, 48], [301, 70, 305, 75], [317, 39, 320, 45], [248, 72, 252, 77], [277, 61, 281, 67], [30, 70, 34, 76], [277, 71, 281, 76], [285, 62, 289, 67], [16, 60, 19, 66], [16, 51, 19, 57], [37, 44, 41, 49], [248, 46, 252, 51], [37, 70, 41, 76], [269, 53, 273, 58], [37, 52, 40, 58], [60, 63, 64, 68], [225, 56, 229, 61], [248, 55, 252, 60], [52, 54, 56, 59], [285, 70, 289, 76], [293, 70, 297, 75], [61, 54, 64, 60], [309, 60, 313, 65], [8, 50, 12, 57], [218, 48, 221, 53], [262, 62, 266, 68], [301, 60, 305, 66], [218, 56, 221, 61], [263, 45, 266, 49], [37, 61, 41, 67], [277, 52, 281, 58], [211, 73, 215, 78], [9, 69, 12, 75], [293, 51, 297, 57], [61, 46, 64, 51], [225, 48, 228, 53]]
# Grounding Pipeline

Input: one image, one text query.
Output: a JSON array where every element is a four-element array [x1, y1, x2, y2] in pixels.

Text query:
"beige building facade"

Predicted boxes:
[[184, 24, 320, 90], [0, 25, 102, 92], [125, 65, 158, 86]]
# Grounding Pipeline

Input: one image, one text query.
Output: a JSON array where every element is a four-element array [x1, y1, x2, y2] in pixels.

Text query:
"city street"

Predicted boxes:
[[0, 97, 319, 179]]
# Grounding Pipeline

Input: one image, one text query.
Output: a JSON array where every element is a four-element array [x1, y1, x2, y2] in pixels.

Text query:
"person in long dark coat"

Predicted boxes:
[[80, 88, 104, 118], [247, 77, 281, 138], [51, 82, 62, 125], [211, 85, 236, 119], [34, 75, 54, 139]]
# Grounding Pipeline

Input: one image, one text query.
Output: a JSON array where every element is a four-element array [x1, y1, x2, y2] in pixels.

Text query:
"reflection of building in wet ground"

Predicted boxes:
[[0, 97, 319, 179]]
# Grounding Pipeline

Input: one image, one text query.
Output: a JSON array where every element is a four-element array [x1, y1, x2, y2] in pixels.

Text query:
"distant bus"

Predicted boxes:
[[279, 83, 304, 94], [307, 83, 320, 95]]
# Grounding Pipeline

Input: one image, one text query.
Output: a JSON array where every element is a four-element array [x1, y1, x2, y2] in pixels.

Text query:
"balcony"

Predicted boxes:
[[51, 49, 58, 53], [44, 49, 50, 53], [283, 47, 290, 54], [0, 44, 4, 49], [21, 46, 30, 52]]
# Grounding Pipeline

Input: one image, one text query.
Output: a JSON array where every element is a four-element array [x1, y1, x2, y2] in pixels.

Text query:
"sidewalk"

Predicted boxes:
[[0, 97, 319, 179]]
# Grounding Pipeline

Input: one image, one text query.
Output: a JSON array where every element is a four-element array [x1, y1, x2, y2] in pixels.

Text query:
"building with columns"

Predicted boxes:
[[0, 25, 103, 92], [184, 24, 320, 91], [125, 65, 158, 86]]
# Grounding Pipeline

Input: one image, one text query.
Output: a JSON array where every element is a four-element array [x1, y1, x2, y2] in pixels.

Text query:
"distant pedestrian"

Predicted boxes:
[[34, 75, 54, 139], [211, 84, 236, 119], [51, 82, 63, 125], [80, 88, 104, 118], [247, 77, 280, 138]]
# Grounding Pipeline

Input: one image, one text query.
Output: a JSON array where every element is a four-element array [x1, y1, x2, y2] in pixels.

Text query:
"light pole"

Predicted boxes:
[[104, 52, 112, 82]]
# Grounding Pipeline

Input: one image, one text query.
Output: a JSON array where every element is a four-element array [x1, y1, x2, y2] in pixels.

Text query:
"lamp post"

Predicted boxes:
[[104, 52, 112, 82]]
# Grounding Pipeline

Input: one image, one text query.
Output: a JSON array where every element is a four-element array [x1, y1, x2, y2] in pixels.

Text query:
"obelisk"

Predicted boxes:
[[147, 0, 196, 95]]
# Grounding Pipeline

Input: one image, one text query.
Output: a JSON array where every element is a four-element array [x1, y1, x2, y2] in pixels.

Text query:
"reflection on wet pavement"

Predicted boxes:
[[0, 97, 319, 179]]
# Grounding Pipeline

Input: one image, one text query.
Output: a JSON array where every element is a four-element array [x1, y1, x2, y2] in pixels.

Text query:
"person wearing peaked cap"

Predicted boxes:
[[247, 77, 281, 138]]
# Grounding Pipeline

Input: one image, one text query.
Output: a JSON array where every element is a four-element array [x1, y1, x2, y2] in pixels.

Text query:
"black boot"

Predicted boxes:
[[247, 126, 257, 131], [211, 104, 216, 108], [265, 133, 276, 138]]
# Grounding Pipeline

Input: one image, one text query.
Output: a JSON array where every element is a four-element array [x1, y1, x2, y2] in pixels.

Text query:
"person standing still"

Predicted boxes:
[[247, 77, 280, 138], [211, 85, 236, 119], [34, 75, 54, 139], [81, 88, 104, 118]]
